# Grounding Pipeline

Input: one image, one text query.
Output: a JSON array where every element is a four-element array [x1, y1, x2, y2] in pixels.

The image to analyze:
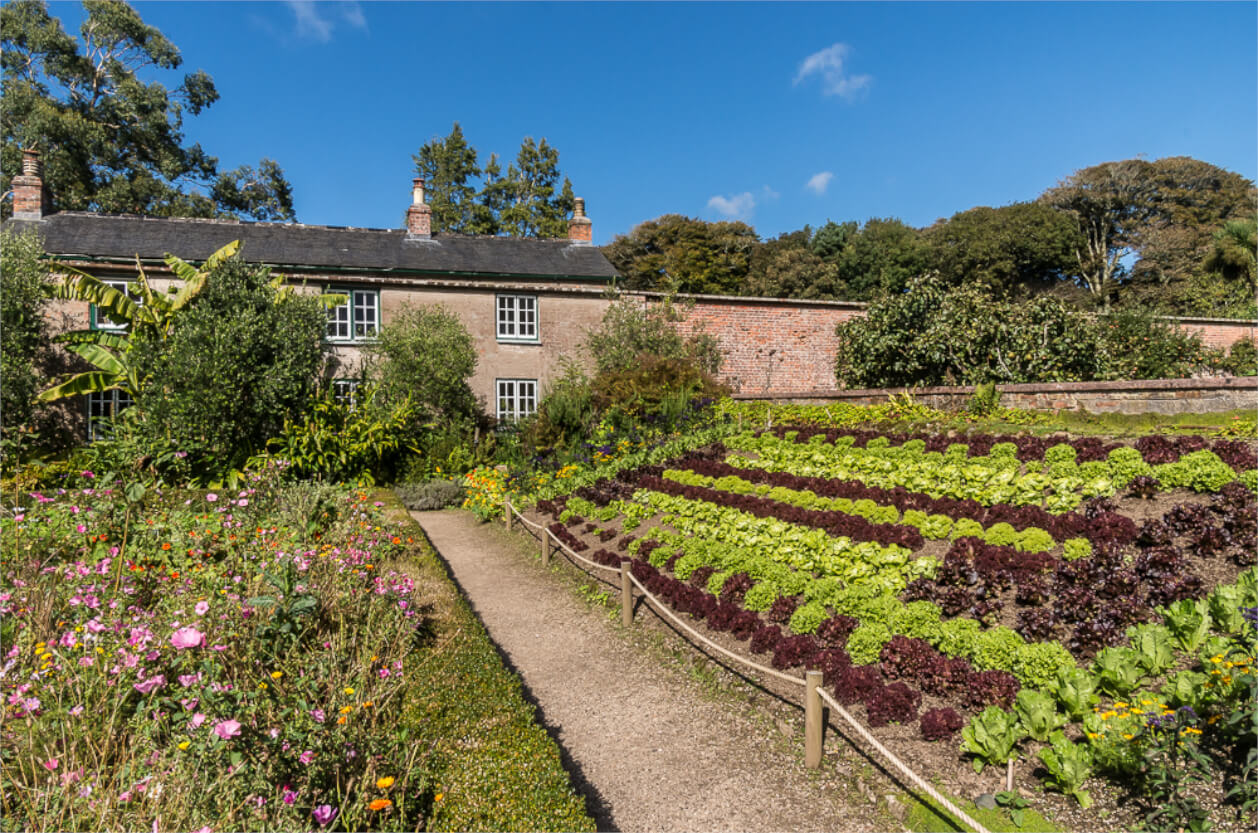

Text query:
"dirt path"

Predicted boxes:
[[412, 509, 890, 833]]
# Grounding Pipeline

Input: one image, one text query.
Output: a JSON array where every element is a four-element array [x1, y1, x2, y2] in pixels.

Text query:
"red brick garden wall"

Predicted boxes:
[[636, 292, 1257, 398]]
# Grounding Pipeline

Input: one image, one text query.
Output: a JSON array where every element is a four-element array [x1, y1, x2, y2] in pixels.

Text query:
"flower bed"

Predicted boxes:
[[1, 477, 593, 832]]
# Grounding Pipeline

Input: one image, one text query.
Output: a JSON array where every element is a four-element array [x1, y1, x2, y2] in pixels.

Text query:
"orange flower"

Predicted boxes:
[[162, 542, 172, 551], [368, 799, 392, 811], [376, 776, 394, 789], [337, 715, 347, 725], [392, 537, 401, 545]]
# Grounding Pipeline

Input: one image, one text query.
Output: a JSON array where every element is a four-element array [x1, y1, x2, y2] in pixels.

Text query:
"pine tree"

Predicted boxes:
[[412, 122, 480, 234]]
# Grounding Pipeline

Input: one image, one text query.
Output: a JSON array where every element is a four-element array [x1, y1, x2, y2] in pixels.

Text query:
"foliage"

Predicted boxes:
[[1, 0, 293, 220], [1135, 708, 1213, 832], [1096, 307, 1211, 381], [0, 227, 53, 443], [1012, 689, 1067, 742], [129, 255, 326, 478], [411, 125, 581, 238], [1037, 732, 1093, 808], [834, 274, 1107, 387], [961, 706, 1026, 773], [364, 303, 478, 424], [585, 295, 722, 376], [602, 214, 760, 294], [261, 386, 418, 484], [924, 202, 1083, 294], [38, 240, 241, 404]]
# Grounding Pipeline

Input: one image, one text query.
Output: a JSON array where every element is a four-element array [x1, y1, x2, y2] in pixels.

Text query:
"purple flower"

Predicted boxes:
[[313, 805, 337, 827], [213, 719, 242, 740], [170, 626, 205, 650], [133, 675, 166, 695], [310, 708, 325, 723]]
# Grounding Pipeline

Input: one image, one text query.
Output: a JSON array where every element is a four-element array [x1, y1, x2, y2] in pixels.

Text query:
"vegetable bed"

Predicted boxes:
[[529, 425, 1257, 832]]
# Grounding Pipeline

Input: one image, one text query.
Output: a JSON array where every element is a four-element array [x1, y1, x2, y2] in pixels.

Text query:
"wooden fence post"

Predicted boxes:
[[805, 669, 823, 769], [542, 531, 551, 566], [504, 500, 512, 532], [620, 566, 633, 628]]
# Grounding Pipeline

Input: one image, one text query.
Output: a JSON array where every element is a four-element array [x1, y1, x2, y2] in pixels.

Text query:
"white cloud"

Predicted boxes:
[[761, 184, 781, 201], [707, 192, 756, 220], [285, 1, 367, 42], [805, 171, 834, 195], [794, 43, 872, 101]]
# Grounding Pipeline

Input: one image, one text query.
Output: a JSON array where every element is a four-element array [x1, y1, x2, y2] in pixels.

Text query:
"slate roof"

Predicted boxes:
[[7, 212, 619, 281]]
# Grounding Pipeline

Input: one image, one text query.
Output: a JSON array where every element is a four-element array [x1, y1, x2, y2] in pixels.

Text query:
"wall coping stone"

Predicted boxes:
[[733, 376, 1258, 401]]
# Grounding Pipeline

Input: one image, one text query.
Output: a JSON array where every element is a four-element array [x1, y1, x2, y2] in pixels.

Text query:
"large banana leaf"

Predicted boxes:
[[52, 266, 143, 325], [63, 342, 128, 377], [36, 371, 125, 401], [166, 239, 239, 312], [54, 330, 132, 351]]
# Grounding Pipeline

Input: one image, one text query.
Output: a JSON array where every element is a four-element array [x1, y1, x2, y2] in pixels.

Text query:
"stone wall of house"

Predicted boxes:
[[733, 377, 1258, 416]]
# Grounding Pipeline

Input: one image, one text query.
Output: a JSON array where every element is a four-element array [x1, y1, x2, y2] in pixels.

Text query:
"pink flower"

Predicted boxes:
[[312, 805, 337, 827], [191, 712, 207, 728], [299, 750, 315, 764], [133, 675, 166, 695], [206, 493, 218, 502], [194, 601, 210, 616], [310, 708, 325, 723], [170, 626, 205, 650], [213, 719, 242, 740], [178, 673, 202, 688], [42, 758, 58, 771]]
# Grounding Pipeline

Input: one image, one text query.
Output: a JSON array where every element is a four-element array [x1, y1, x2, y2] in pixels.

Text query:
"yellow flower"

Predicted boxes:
[[434, 793, 444, 802], [271, 671, 283, 680], [259, 682, 268, 690], [178, 741, 191, 750], [343, 687, 355, 695], [376, 776, 395, 789], [1122, 733, 1134, 740], [340, 705, 353, 714]]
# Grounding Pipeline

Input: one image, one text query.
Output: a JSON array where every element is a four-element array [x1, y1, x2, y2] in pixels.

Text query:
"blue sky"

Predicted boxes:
[[45, 1, 1258, 244]]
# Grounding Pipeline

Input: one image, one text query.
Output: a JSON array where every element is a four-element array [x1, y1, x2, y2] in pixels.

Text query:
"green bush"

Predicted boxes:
[[130, 257, 325, 477], [366, 303, 478, 423], [0, 227, 60, 455], [1096, 307, 1211, 381], [584, 295, 722, 376]]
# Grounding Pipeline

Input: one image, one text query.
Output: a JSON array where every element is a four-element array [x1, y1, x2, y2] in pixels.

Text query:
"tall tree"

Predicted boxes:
[[836, 218, 931, 300], [745, 227, 843, 299], [412, 122, 480, 234], [495, 137, 574, 238], [1039, 156, 1255, 311], [1, 0, 295, 221], [923, 202, 1083, 295], [602, 214, 760, 295]]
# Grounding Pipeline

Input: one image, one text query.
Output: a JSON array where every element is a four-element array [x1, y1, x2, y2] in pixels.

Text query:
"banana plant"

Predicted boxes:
[[38, 241, 241, 403]]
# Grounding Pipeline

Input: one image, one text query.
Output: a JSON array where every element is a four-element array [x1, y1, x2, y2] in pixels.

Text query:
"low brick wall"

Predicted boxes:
[[732, 377, 1258, 415]]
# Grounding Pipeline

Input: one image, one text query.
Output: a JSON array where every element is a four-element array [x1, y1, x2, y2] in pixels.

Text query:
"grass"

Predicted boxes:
[[374, 490, 596, 832], [902, 789, 1062, 833]]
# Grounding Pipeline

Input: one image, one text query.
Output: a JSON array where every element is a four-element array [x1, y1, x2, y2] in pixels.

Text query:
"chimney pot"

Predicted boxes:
[[568, 196, 592, 245], [406, 177, 432, 238], [12, 147, 48, 220]]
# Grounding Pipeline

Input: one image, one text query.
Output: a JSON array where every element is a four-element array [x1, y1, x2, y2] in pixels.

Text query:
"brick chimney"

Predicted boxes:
[[12, 148, 50, 220], [406, 177, 431, 238], [568, 197, 592, 245]]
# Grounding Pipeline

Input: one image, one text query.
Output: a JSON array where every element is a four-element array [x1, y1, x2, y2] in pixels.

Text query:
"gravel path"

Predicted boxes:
[[412, 509, 888, 833]]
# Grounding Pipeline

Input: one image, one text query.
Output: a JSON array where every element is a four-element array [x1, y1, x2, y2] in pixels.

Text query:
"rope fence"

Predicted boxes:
[[503, 500, 991, 833]]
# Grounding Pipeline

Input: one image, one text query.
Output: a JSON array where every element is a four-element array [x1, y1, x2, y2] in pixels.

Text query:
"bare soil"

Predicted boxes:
[[411, 509, 900, 833]]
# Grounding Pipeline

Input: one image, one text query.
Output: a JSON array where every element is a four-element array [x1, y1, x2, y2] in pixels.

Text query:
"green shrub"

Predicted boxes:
[[1153, 450, 1238, 492], [366, 303, 478, 424], [1097, 307, 1210, 381], [396, 479, 466, 510], [130, 257, 326, 477], [0, 227, 54, 448]]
